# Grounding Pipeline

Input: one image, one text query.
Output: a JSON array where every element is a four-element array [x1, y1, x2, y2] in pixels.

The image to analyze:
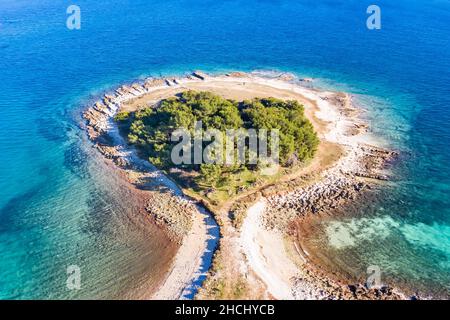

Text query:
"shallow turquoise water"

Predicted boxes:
[[0, 0, 449, 298]]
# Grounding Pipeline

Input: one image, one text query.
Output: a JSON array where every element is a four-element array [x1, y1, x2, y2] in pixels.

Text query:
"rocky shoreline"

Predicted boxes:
[[82, 72, 221, 299], [83, 74, 211, 240], [264, 144, 398, 231], [246, 84, 411, 299], [261, 143, 405, 299]]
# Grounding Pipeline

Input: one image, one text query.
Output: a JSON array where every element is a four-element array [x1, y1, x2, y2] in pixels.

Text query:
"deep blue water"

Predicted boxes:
[[0, 0, 449, 298]]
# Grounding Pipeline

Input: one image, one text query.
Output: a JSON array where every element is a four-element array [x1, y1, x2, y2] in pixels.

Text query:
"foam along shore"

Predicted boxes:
[[83, 70, 399, 300]]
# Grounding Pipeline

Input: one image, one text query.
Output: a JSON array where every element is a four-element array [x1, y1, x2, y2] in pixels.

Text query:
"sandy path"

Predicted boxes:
[[152, 205, 219, 299], [240, 200, 301, 300]]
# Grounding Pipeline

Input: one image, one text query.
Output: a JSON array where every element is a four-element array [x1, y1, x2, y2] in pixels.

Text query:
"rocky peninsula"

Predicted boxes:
[[83, 71, 404, 300]]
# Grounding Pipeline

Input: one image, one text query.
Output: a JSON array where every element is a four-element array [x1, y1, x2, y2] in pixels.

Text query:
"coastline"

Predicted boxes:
[[83, 74, 221, 299], [237, 79, 403, 299], [82, 71, 403, 300]]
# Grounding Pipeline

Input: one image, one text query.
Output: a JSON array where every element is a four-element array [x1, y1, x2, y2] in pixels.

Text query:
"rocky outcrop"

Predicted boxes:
[[146, 192, 195, 241], [277, 73, 296, 82], [226, 71, 248, 78], [192, 71, 208, 80], [264, 144, 398, 231], [292, 266, 405, 300], [164, 78, 181, 86], [144, 78, 166, 90]]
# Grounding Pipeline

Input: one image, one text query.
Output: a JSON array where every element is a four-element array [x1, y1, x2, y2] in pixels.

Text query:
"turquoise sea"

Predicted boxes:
[[0, 0, 449, 298]]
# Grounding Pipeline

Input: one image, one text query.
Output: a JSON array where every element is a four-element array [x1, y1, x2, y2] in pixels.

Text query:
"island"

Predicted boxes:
[[83, 71, 400, 300]]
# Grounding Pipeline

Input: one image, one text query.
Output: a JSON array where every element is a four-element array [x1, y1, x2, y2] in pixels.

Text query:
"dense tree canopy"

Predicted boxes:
[[115, 91, 319, 189]]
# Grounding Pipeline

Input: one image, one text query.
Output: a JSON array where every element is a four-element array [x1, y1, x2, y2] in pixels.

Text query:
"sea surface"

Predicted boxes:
[[0, 0, 449, 298]]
